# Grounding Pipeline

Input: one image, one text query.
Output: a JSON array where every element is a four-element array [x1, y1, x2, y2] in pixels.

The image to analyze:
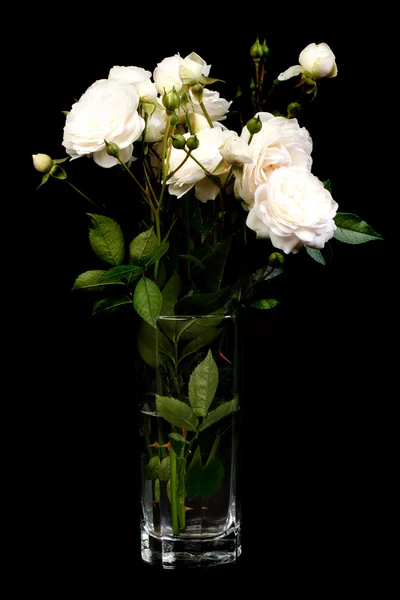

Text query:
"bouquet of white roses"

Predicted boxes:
[[32, 38, 383, 564]]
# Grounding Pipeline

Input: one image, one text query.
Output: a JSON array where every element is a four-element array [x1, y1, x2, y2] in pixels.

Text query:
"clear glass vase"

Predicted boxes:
[[137, 313, 241, 568]]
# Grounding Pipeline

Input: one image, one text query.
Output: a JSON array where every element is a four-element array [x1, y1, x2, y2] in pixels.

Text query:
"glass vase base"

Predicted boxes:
[[141, 524, 241, 569]]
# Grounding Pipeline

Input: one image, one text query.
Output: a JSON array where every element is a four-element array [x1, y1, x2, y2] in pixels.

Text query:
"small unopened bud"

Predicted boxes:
[[246, 116, 262, 135], [268, 252, 284, 268], [261, 39, 270, 58], [141, 102, 155, 117], [32, 153, 53, 174], [186, 135, 199, 151], [170, 112, 179, 128], [172, 135, 186, 150], [105, 141, 120, 158], [162, 87, 180, 112], [287, 102, 301, 118], [250, 37, 263, 59], [191, 83, 204, 103], [249, 78, 256, 91]]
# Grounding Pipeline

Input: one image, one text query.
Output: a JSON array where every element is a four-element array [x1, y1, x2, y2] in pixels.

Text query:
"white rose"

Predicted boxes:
[[189, 89, 231, 122], [62, 78, 145, 168], [246, 166, 338, 254], [278, 42, 337, 81], [109, 66, 158, 101], [145, 107, 167, 142], [167, 127, 226, 202], [153, 54, 183, 95], [219, 132, 252, 165], [235, 112, 312, 207], [179, 52, 211, 85]]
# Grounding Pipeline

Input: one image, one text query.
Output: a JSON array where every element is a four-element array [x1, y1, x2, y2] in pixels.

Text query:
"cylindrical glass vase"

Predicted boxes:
[[138, 313, 241, 568]]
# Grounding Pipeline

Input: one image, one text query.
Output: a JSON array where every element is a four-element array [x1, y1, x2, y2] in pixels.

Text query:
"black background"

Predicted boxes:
[[24, 8, 391, 590]]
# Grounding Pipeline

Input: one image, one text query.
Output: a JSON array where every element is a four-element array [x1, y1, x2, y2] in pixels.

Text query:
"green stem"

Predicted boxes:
[[154, 210, 161, 280], [64, 180, 103, 211], [154, 114, 172, 279], [186, 110, 194, 135], [199, 101, 214, 128], [167, 151, 192, 179], [170, 446, 179, 535], [117, 156, 149, 199], [178, 459, 185, 529], [162, 216, 178, 244], [182, 149, 220, 185]]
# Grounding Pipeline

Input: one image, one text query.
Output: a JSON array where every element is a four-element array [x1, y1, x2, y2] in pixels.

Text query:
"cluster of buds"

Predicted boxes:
[[171, 134, 199, 151]]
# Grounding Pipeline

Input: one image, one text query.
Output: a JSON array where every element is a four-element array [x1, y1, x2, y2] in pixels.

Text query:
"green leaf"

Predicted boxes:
[[189, 445, 202, 469], [50, 165, 67, 179], [177, 311, 225, 341], [179, 328, 222, 363], [37, 172, 50, 189], [155, 395, 199, 431], [323, 179, 332, 193], [92, 296, 132, 316], [169, 433, 189, 457], [72, 270, 106, 291], [175, 287, 229, 315], [161, 272, 182, 316], [250, 299, 279, 310], [145, 456, 160, 480], [305, 247, 326, 265], [252, 265, 284, 282], [154, 479, 160, 502], [133, 277, 163, 327], [200, 76, 226, 85], [138, 243, 169, 268], [189, 350, 219, 417], [200, 397, 238, 431], [137, 321, 174, 368], [204, 238, 232, 292], [129, 228, 158, 263], [87, 214, 125, 266], [159, 272, 183, 340], [100, 265, 143, 284], [333, 213, 383, 244], [186, 457, 224, 499], [159, 456, 171, 481]]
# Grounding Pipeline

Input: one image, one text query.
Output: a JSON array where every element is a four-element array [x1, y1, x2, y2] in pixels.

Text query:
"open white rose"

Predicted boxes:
[[189, 89, 231, 122], [246, 166, 338, 254], [62, 78, 145, 168], [167, 128, 226, 202], [153, 54, 183, 95], [220, 133, 252, 165], [144, 107, 167, 143], [179, 52, 211, 85], [108, 66, 157, 101], [278, 42, 337, 81], [234, 112, 312, 207]]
